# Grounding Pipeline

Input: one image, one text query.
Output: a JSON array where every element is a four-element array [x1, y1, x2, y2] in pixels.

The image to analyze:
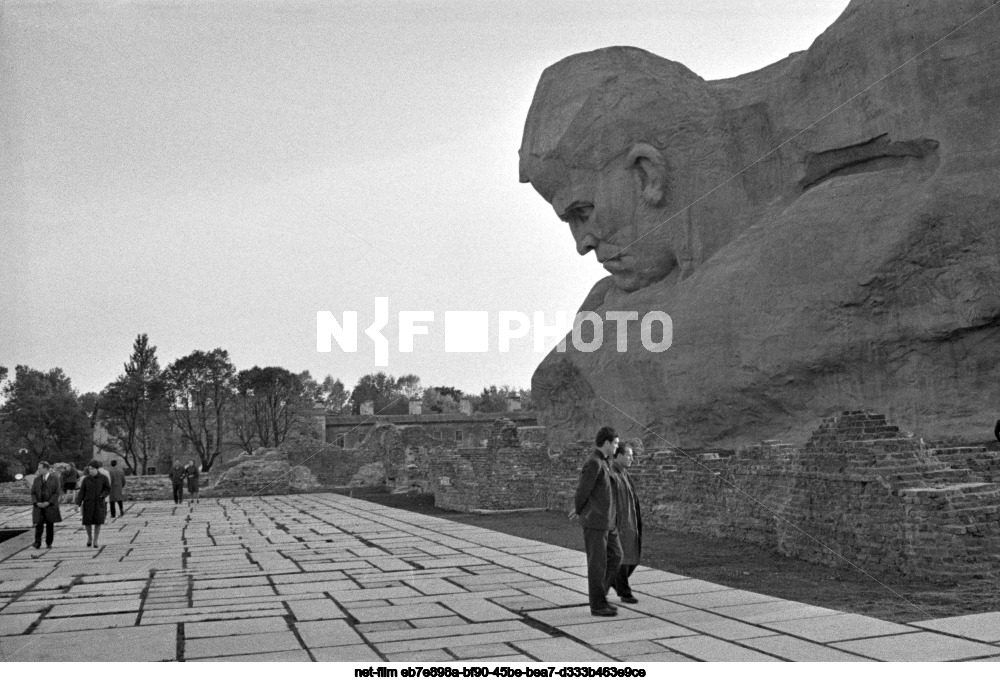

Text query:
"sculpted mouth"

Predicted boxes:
[[601, 258, 628, 273], [597, 249, 627, 265]]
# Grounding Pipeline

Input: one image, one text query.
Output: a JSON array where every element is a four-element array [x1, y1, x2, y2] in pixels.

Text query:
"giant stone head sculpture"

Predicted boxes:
[[519, 0, 1000, 448]]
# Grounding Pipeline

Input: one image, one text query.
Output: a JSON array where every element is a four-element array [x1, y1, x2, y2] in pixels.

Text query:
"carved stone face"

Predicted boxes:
[[541, 155, 679, 294]]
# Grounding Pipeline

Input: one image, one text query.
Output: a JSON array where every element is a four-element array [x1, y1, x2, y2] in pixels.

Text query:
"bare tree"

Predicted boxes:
[[163, 348, 235, 472]]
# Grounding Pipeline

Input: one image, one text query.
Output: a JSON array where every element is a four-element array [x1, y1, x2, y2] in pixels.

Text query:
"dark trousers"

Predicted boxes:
[[582, 527, 622, 610], [110, 500, 124, 517], [172, 484, 184, 504], [611, 563, 636, 598], [34, 522, 54, 548]]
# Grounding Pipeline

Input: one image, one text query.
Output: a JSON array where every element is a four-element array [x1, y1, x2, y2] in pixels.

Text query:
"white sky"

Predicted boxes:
[[0, 0, 850, 396]]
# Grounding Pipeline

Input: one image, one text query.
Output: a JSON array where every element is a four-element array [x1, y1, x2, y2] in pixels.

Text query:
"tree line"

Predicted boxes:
[[0, 334, 530, 480]]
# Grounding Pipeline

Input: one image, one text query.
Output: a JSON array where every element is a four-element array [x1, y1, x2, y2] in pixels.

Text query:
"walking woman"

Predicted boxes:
[[76, 460, 110, 548], [185, 459, 201, 505], [610, 443, 643, 604]]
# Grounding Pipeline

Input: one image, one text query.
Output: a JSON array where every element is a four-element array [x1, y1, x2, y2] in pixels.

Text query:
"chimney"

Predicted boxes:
[[360, 400, 375, 416], [459, 397, 472, 415], [408, 398, 422, 415], [506, 397, 521, 412], [314, 402, 327, 442]]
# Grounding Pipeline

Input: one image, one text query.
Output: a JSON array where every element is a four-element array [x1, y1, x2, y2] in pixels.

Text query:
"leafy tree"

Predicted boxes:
[[300, 372, 350, 414], [473, 385, 529, 413], [422, 386, 463, 414], [0, 365, 93, 469], [232, 366, 307, 453], [79, 392, 100, 421], [99, 334, 172, 475], [396, 374, 423, 400], [349, 372, 414, 415], [163, 349, 235, 472]]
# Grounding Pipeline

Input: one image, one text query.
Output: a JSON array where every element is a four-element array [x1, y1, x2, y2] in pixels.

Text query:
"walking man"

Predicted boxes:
[[168, 461, 186, 505], [108, 460, 126, 518], [31, 461, 63, 554], [60, 462, 79, 505], [570, 426, 623, 617]]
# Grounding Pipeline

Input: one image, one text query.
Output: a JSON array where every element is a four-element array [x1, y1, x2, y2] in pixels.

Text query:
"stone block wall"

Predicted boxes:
[[284, 441, 371, 487], [427, 422, 553, 511], [354, 411, 1000, 582], [620, 413, 1000, 581]]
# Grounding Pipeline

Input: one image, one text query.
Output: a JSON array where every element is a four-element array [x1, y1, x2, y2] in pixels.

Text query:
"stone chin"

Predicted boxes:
[[602, 250, 680, 296]]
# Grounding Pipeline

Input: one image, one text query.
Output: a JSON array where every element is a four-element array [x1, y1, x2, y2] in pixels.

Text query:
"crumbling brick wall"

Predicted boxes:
[[605, 412, 1000, 582], [357, 411, 1000, 582]]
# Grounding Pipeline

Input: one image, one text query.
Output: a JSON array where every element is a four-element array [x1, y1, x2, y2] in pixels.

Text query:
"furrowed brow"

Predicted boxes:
[[555, 199, 591, 221]]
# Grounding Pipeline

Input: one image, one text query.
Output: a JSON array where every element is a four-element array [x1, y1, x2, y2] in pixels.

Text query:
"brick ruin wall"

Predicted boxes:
[[5, 410, 998, 582], [358, 413, 1000, 582]]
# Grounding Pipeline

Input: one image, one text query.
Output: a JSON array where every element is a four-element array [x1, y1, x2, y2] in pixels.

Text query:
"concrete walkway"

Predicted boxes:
[[1, 494, 999, 662]]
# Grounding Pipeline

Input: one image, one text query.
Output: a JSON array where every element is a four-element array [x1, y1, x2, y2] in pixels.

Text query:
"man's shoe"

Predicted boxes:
[[620, 595, 639, 604], [590, 606, 618, 617], [32, 543, 41, 550]]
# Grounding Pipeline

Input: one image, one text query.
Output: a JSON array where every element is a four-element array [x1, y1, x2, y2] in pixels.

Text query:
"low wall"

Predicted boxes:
[[355, 412, 1000, 582], [0, 449, 322, 506]]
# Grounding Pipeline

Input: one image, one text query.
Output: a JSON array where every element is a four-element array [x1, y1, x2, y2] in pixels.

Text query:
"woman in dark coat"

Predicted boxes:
[[61, 463, 79, 504], [610, 443, 643, 604], [185, 459, 200, 505], [76, 460, 110, 548]]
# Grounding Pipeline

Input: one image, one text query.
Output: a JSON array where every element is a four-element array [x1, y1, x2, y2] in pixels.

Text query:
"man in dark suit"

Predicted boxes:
[[31, 461, 63, 552], [570, 426, 623, 617]]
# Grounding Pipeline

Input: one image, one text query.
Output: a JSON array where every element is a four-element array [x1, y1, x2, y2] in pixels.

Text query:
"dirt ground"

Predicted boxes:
[[340, 489, 1000, 624]]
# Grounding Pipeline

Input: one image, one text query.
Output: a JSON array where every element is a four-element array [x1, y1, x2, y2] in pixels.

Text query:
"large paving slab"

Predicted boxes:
[[2, 494, 1000, 662]]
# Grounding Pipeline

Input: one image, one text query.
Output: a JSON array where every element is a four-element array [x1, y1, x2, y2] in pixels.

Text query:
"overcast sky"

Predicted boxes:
[[0, 0, 850, 397]]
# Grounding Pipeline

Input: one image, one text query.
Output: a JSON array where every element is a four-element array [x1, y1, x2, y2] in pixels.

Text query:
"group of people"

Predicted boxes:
[[168, 459, 201, 505], [29, 457, 203, 556], [572, 426, 643, 617], [30, 459, 126, 554]]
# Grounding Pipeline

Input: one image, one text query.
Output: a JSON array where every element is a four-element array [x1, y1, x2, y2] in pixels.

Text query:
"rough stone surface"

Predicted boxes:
[[349, 462, 387, 488], [520, 0, 1000, 449], [365, 414, 1000, 581]]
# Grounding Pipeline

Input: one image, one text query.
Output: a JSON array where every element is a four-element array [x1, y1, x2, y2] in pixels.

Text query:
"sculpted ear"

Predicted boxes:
[[627, 143, 667, 206]]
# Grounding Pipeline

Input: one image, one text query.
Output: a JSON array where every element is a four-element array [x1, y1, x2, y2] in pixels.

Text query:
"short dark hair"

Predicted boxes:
[[615, 443, 633, 458], [595, 426, 619, 448], [38, 461, 50, 470], [87, 460, 101, 470]]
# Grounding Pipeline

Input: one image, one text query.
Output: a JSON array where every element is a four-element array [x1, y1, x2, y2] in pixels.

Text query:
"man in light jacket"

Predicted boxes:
[[570, 426, 623, 617]]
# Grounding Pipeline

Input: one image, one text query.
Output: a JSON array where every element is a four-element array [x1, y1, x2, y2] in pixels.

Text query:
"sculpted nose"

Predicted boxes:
[[575, 232, 599, 255]]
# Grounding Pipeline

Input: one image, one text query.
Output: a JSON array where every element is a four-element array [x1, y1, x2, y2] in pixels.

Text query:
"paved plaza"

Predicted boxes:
[[2, 493, 1000, 662]]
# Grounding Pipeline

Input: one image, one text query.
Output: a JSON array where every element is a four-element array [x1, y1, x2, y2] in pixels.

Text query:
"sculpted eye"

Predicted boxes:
[[561, 203, 593, 223]]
